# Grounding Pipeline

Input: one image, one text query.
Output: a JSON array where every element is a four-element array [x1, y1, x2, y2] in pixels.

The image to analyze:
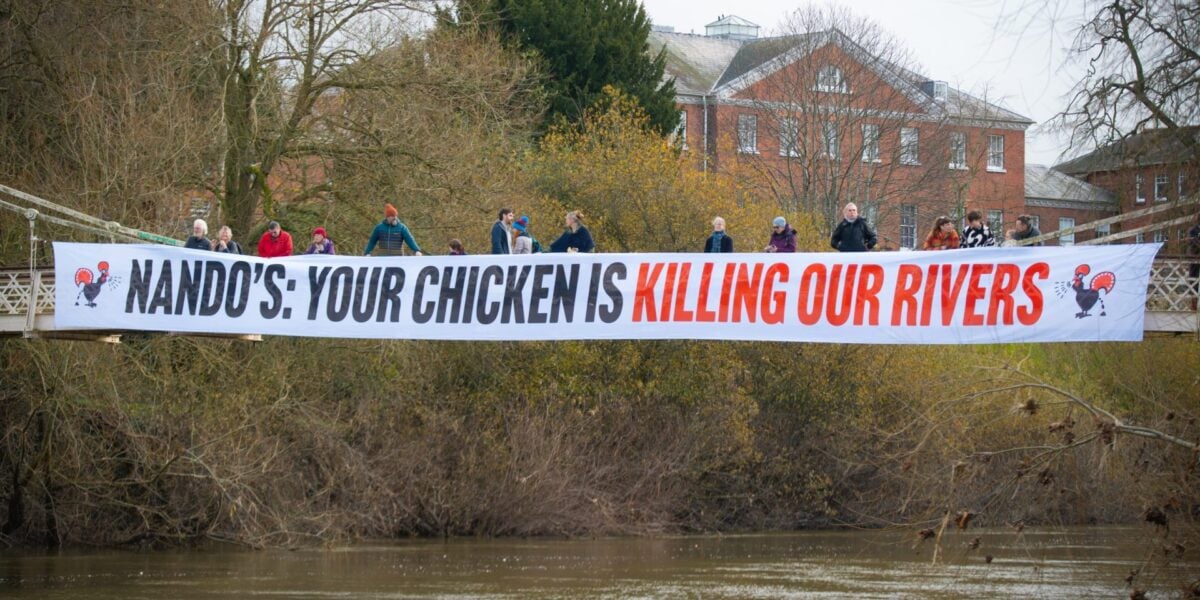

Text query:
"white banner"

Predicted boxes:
[[52, 242, 1161, 344]]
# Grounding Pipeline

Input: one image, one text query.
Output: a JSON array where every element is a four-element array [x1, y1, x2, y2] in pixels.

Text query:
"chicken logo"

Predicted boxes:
[[1053, 264, 1117, 319], [74, 261, 118, 307]]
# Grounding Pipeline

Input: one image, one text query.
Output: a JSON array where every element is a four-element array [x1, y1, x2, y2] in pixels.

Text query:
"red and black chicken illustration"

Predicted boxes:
[[1070, 264, 1116, 318], [74, 261, 111, 307]]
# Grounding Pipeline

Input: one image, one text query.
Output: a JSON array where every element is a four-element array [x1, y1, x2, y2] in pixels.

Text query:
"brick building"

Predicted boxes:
[[650, 16, 1034, 249], [1053, 126, 1199, 252], [1023, 164, 1117, 245]]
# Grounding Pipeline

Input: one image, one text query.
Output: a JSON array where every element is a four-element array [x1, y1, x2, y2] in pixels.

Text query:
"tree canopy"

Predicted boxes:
[[460, 0, 679, 134]]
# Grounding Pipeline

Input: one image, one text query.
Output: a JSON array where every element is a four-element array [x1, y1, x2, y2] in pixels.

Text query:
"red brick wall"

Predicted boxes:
[[1079, 162, 1198, 252]]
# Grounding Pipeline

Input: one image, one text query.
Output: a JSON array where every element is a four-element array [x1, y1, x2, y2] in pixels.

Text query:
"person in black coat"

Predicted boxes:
[[212, 225, 243, 254], [704, 217, 734, 253], [549, 210, 594, 253], [830, 203, 877, 252], [184, 219, 211, 251]]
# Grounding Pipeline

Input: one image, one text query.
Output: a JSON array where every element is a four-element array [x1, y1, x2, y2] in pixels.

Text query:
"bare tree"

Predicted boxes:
[[1057, 0, 1199, 159], [212, 0, 441, 237], [735, 5, 992, 239]]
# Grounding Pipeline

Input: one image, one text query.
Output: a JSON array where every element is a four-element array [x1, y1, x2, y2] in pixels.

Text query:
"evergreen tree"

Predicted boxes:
[[474, 0, 678, 134]]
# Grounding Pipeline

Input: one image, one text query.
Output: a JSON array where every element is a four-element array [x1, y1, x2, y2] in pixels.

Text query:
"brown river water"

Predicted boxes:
[[1, 526, 1193, 598]]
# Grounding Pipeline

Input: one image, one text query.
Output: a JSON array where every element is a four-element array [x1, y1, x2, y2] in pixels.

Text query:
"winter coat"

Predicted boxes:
[[185, 236, 211, 251], [305, 239, 336, 255], [514, 233, 534, 255], [491, 220, 512, 254], [766, 227, 797, 253], [364, 220, 421, 255], [923, 229, 960, 250], [704, 231, 734, 253], [549, 226, 594, 253], [213, 240, 243, 254], [830, 219, 877, 252], [1012, 226, 1043, 247], [257, 230, 294, 258], [960, 224, 996, 248]]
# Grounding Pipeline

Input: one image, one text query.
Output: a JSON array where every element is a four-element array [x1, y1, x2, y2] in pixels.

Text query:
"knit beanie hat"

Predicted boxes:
[[313, 227, 326, 237], [384, 203, 398, 218], [514, 215, 529, 232], [772, 216, 787, 227]]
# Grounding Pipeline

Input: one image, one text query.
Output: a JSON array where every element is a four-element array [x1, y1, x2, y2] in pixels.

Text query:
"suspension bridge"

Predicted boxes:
[[1, 184, 1198, 342]]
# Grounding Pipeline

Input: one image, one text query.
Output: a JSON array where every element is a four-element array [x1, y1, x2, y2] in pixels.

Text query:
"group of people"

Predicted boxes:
[[181, 200, 1061, 260], [920, 211, 1045, 250]]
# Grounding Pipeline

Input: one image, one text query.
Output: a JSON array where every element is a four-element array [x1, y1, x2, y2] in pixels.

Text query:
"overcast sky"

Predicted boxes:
[[640, 0, 1091, 166]]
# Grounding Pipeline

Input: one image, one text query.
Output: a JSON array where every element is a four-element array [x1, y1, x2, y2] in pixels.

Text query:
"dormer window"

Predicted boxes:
[[815, 65, 848, 93]]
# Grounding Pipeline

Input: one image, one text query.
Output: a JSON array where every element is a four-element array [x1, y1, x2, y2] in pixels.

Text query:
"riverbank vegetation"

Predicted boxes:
[[1, 4, 1197, 580]]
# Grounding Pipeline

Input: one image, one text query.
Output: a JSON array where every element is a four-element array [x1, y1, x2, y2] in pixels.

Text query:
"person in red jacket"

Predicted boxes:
[[257, 221, 293, 258]]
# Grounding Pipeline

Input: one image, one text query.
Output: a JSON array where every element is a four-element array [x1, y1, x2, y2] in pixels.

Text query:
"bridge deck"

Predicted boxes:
[[3, 259, 1198, 341]]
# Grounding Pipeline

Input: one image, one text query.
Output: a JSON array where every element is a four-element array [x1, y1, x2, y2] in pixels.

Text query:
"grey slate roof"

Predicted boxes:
[[648, 30, 1034, 125], [1053, 126, 1200, 175], [1025, 164, 1117, 208], [648, 31, 741, 96]]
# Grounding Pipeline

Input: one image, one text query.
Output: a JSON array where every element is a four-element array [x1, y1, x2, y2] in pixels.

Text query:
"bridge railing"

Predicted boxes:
[[1148, 256, 1200, 312]]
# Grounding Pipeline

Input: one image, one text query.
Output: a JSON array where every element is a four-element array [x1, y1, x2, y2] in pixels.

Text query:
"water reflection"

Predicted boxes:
[[1, 527, 1191, 598]]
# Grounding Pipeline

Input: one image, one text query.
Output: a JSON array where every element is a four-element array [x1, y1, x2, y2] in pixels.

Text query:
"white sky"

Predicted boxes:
[[640, 0, 1091, 166]]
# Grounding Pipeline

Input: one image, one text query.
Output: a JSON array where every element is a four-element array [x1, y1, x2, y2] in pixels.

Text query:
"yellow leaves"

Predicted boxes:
[[526, 87, 780, 253]]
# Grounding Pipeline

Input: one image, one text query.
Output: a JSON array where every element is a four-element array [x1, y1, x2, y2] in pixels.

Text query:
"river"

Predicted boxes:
[[1, 526, 1192, 598]]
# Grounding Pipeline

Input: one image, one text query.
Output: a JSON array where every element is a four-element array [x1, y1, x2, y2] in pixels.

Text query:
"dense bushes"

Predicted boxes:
[[2, 336, 1197, 547]]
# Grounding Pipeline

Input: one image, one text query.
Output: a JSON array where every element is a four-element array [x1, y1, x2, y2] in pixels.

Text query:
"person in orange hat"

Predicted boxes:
[[305, 226, 335, 255], [364, 202, 422, 256]]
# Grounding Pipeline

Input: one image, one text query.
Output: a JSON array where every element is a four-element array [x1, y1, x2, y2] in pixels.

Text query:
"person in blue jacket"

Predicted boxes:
[[549, 210, 594, 253], [491, 207, 514, 254], [364, 203, 422, 256]]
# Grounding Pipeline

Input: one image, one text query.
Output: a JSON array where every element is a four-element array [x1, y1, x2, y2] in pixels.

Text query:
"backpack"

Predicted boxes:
[[530, 236, 543, 254]]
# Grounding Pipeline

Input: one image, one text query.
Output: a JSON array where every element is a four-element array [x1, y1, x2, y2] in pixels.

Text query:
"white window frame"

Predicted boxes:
[[821, 121, 839, 159], [737, 114, 758, 154], [815, 65, 848, 93], [1179, 173, 1186, 198], [778, 117, 800, 157], [1155, 174, 1169, 201], [900, 204, 917, 249], [1153, 229, 1167, 243], [1135, 232, 1145, 243], [1095, 222, 1111, 242], [900, 127, 919, 165], [675, 109, 687, 149], [1058, 217, 1075, 246], [1135, 174, 1145, 203], [1028, 215, 1040, 231], [949, 131, 967, 170], [861, 124, 880, 163], [986, 135, 1005, 172]]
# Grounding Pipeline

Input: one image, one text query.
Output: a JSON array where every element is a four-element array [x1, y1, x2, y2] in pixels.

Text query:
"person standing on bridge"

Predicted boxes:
[[364, 203, 422, 256], [705, 217, 733, 253], [960, 211, 996, 248], [830, 203, 877, 252], [185, 219, 211, 251], [764, 217, 796, 253], [1009, 215, 1042, 246], [550, 211, 594, 253], [922, 216, 961, 250], [491, 208, 514, 254], [212, 226, 242, 254], [258, 221, 294, 258], [305, 227, 335, 255], [513, 216, 540, 254]]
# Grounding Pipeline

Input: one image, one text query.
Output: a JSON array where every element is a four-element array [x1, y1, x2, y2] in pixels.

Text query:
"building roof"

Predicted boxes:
[[648, 29, 1034, 126], [1025, 164, 1117, 211], [706, 15, 759, 28], [1053, 126, 1200, 175]]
